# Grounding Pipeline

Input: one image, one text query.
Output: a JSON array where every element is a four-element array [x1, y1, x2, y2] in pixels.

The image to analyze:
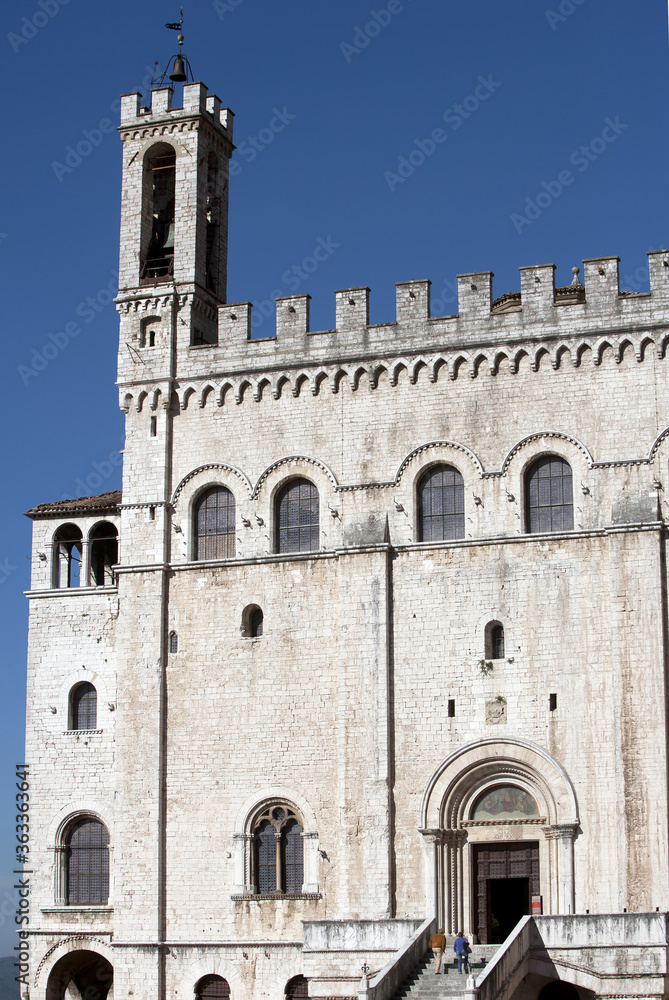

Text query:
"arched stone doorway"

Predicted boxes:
[[419, 738, 579, 940], [46, 949, 113, 1000]]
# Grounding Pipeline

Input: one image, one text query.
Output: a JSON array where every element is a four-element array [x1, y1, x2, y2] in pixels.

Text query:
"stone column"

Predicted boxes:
[[302, 831, 319, 893], [232, 833, 253, 893], [543, 823, 577, 913], [54, 846, 67, 905], [444, 830, 467, 935], [419, 829, 443, 924]]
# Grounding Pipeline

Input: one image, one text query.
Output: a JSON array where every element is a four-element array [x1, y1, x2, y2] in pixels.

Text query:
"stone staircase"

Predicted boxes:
[[392, 946, 498, 1000]]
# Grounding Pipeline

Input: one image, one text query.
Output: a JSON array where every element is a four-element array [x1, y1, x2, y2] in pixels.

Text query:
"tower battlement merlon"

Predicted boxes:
[[119, 84, 234, 143]]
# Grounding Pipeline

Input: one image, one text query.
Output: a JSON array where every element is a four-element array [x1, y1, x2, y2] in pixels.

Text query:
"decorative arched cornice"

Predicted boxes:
[[648, 425, 669, 463], [172, 463, 253, 506], [394, 440, 485, 483], [34, 936, 113, 986], [252, 455, 339, 499], [420, 737, 579, 831], [499, 431, 594, 476], [234, 786, 319, 836]]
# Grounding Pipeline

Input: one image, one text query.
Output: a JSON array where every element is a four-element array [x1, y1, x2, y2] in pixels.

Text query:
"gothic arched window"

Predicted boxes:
[[66, 818, 110, 905], [70, 682, 97, 731], [195, 976, 230, 1000], [193, 486, 236, 560], [525, 456, 573, 533], [276, 479, 319, 554], [418, 465, 465, 541], [253, 805, 304, 894]]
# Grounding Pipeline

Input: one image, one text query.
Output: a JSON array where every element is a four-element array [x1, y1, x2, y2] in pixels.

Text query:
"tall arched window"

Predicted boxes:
[[89, 522, 118, 586], [418, 465, 465, 541], [66, 818, 110, 905], [195, 976, 230, 1000], [52, 524, 83, 588], [525, 456, 573, 533], [484, 621, 505, 660], [70, 682, 97, 730], [276, 479, 319, 553], [141, 144, 176, 283], [194, 487, 236, 560], [253, 805, 304, 894]]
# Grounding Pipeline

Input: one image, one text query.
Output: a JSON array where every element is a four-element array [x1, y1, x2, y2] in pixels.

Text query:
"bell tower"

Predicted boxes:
[[115, 79, 235, 556], [117, 81, 234, 329]]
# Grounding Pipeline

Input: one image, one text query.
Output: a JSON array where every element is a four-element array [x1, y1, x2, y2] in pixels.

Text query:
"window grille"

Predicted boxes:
[[285, 977, 309, 1000], [525, 456, 573, 533], [256, 821, 277, 894], [169, 631, 178, 654], [196, 976, 230, 1000], [418, 465, 465, 541], [277, 479, 319, 553], [282, 819, 304, 893], [71, 683, 97, 730], [66, 818, 109, 905], [194, 487, 236, 560]]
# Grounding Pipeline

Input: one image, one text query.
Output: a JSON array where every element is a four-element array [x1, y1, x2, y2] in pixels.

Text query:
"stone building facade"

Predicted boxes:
[[23, 77, 669, 1000]]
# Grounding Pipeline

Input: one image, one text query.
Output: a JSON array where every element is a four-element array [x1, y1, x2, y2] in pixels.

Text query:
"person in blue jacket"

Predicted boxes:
[[453, 931, 470, 974]]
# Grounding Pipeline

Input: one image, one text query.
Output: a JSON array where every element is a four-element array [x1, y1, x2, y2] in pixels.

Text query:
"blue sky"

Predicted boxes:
[[0, 0, 667, 956]]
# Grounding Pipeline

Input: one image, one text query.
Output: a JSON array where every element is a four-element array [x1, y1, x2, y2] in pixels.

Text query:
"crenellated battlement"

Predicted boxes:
[[119, 82, 234, 142], [182, 251, 669, 369]]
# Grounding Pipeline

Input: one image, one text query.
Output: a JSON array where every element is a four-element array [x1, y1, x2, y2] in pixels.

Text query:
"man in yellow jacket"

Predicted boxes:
[[429, 929, 447, 973]]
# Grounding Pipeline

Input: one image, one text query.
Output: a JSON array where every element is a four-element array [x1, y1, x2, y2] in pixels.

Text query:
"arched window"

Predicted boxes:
[[253, 805, 304, 894], [52, 524, 83, 588], [418, 465, 465, 541], [169, 631, 178, 654], [242, 605, 263, 637], [89, 522, 118, 587], [70, 682, 97, 730], [195, 976, 230, 1000], [525, 456, 573, 533], [484, 621, 505, 660], [66, 818, 110, 905], [141, 144, 176, 283], [285, 977, 309, 1000], [194, 487, 236, 560], [276, 479, 319, 553]]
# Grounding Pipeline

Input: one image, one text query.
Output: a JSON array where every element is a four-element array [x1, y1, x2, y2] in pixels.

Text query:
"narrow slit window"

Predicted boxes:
[[448, 699, 455, 718], [549, 693, 557, 712]]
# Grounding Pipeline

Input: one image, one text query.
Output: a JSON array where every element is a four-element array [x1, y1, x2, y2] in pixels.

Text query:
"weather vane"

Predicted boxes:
[[154, 7, 194, 86]]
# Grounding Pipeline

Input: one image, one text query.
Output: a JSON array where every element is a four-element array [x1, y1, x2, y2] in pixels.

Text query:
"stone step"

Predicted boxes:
[[391, 947, 500, 1000]]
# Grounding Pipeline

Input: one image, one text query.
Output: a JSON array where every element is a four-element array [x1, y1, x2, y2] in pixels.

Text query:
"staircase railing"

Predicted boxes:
[[462, 915, 533, 1000], [357, 915, 436, 1000]]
